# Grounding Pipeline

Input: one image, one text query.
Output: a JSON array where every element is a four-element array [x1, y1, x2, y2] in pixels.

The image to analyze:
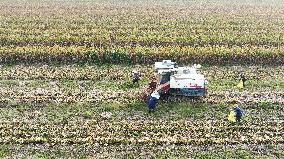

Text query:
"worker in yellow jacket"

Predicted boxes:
[[228, 100, 243, 124], [237, 73, 246, 89]]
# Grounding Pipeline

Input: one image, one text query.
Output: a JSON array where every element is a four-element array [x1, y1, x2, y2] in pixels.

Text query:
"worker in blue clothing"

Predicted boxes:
[[232, 100, 243, 124], [148, 91, 160, 112]]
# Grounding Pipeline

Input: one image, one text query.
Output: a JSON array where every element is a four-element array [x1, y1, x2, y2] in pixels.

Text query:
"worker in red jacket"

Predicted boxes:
[[148, 77, 157, 93], [141, 77, 157, 102]]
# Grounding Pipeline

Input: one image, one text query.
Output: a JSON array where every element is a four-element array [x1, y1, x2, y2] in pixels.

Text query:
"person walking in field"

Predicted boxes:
[[240, 73, 246, 87], [237, 72, 247, 89], [231, 100, 243, 124]]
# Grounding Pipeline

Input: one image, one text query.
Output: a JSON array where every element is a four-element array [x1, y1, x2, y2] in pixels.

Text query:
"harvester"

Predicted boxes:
[[150, 60, 208, 98]]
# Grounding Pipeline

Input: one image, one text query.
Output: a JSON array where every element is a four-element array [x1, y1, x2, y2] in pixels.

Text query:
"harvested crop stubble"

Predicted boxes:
[[0, 65, 152, 80], [2, 143, 283, 158], [0, 65, 282, 81], [0, 64, 281, 105], [0, 117, 283, 145], [0, 86, 282, 106]]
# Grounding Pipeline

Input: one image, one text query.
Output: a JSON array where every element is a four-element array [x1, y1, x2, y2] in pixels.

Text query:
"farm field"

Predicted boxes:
[[0, 0, 283, 158]]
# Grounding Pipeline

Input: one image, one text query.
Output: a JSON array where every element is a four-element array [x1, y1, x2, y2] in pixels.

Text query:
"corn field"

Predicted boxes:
[[0, 0, 283, 158]]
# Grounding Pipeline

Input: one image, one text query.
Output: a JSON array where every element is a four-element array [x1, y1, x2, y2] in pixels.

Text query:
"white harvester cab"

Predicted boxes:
[[154, 60, 208, 97]]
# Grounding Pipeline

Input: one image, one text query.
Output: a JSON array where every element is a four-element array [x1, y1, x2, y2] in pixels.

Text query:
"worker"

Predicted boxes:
[[204, 78, 209, 96], [148, 91, 160, 112], [239, 73, 247, 87], [148, 76, 157, 93], [131, 70, 140, 84], [231, 100, 243, 124], [141, 77, 157, 102]]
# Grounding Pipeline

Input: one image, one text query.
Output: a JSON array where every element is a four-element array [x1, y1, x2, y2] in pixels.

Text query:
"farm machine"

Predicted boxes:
[[149, 60, 208, 98]]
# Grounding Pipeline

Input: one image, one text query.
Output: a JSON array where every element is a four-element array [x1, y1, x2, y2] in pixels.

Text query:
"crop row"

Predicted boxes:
[[1, 1, 284, 48], [1, 1, 284, 65], [3, 143, 283, 159], [1, 27, 284, 48], [0, 45, 283, 65], [0, 118, 283, 145], [0, 85, 282, 105], [0, 64, 281, 81]]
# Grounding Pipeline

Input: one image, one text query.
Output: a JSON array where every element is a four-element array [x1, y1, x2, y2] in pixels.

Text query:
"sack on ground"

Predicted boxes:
[[236, 80, 244, 89]]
